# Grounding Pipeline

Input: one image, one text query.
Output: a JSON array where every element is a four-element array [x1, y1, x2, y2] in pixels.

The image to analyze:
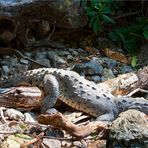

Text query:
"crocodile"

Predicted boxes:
[[0, 68, 148, 121]]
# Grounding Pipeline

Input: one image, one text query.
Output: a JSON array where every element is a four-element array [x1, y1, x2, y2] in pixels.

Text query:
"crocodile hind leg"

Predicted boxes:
[[41, 74, 60, 113]]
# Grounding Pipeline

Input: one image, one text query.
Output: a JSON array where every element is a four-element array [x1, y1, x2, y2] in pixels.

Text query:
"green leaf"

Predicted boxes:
[[143, 30, 148, 39], [143, 26, 148, 39], [131, 56, 138, 67], [89, 16, 96, 27], [91, 0, 100, 9], [93, 19, 101, 33], [87, 10, 96, 17], [101, 14, 115, 23], [102, 6, 111, 14]]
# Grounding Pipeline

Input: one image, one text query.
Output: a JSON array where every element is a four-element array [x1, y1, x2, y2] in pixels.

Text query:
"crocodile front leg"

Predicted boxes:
[[41, 74, 60, 113]]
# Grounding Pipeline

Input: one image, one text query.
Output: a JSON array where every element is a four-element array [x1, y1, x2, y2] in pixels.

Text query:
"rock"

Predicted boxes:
[[57, 51, 70, 57], [73, 141, 87, 147], [71, 50, 79, 56], [0, 31, 14, 44], [24, 112, 36, 122], [102, 68, 115, 80], [61, 140, 72, 147], [73, 57, 103, 75], [138, 43, 148, 66], [97, 57, 118, 69], [43, 138, 61, 148], [14, 64, 28, 74], [108, 109, 148, 147], [53, 40, 66, 49], [76, 48, 87, 53], [119, 65, 133, 74], [36, 59, 51, 67], [24, 52, 32, 58], [34, 51, 47, 60], [1, 65, 9, 77], [100, 76, 106, 82], [45, 127, 64, 138], [29, 19, 50, 40], [19, 58, 29, 65], [0, 0, 87, 48], [67, 54, 74, 61], [91, 75, 101, 82], [0, 0, 87, 28], [5, 108, 25, 121], [1, 56, 18, 68], [47, 51, 67, 68]]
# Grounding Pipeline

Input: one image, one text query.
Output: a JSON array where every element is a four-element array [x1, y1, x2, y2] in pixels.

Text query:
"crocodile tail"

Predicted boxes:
[[0, 73, 31, 88], [115, 96, 148, 114]]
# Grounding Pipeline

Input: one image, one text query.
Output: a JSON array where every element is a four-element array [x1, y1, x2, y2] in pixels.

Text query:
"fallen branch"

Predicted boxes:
[[20, 132, 44, 148], [37, 112, 109, 139]]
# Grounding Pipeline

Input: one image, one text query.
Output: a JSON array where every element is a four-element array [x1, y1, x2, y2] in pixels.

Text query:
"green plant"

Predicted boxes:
[[109, 17, 148, 55], [82, 0, 115, 33], [143, 25, 148, 39], [109, 17, 148, 67]]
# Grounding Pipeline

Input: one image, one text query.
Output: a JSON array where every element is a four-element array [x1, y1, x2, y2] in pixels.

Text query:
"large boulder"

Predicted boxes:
[[0, 0, 87, 48], [0, 0, 87, 29], [108, 109, 148, 147]]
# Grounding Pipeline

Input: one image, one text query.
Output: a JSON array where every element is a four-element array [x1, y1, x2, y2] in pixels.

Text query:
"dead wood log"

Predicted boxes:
[[97, 66, 148, 96], [0, 87, 44, 110]]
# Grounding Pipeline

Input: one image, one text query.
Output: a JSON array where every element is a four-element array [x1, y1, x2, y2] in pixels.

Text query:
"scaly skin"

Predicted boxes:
[[0, 68, 148, 121]]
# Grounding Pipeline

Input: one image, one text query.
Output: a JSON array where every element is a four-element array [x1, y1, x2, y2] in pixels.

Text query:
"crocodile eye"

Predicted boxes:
[[144, 103, 148, 106]]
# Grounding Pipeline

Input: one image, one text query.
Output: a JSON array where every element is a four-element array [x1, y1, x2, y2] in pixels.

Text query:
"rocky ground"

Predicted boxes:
[[0, 40, 148, 147], [0, 45, 134, 82]]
